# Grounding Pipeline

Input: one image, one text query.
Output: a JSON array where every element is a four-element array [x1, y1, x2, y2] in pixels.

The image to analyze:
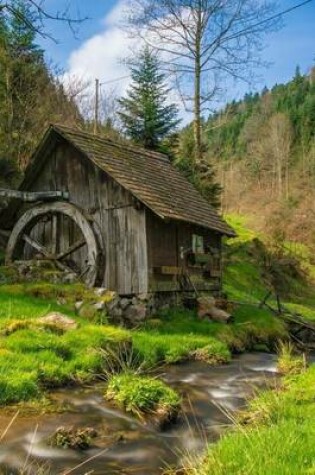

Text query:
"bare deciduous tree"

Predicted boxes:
[[245, 111, 292, 198], [0, 1, 86, 39], [267, 113, 292, 199], [126, 0, 281, 162]]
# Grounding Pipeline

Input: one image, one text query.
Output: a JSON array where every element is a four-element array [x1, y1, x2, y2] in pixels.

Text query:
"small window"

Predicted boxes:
[[192, 234, 204, 253]]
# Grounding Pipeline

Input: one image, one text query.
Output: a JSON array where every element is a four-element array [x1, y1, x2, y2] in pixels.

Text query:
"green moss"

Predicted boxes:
[[0, 371, 40, 404], [0, 286, 131, 405], [0, 266, 20, 284], [105, 373, 181, 417], [49, 426, 97, 450]]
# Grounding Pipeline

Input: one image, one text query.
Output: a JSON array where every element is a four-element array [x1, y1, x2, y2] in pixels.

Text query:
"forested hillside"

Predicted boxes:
[[0, 2, 81, 187], [0, 2, 314, 252], [189, 67, 315, 248]]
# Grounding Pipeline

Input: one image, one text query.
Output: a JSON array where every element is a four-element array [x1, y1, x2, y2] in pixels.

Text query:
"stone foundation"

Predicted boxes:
[[0, 263, 223, 327], [102, 291, 181, 327], [78, 290, 224, 328], [74, 289, 200, 328]]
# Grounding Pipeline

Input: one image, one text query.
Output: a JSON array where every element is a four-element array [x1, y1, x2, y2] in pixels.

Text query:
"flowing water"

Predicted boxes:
[[0, 353, 278, 475]]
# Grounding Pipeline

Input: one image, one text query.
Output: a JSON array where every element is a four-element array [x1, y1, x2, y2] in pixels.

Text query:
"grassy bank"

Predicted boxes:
[[224, 214, 315, 321], [0, 283, 286, 407], [194, 363, 315, 475], [134, 305, 286, 367]]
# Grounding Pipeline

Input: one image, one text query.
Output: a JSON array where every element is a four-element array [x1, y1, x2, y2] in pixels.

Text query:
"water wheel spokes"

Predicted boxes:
[[6, 202, 101, 287], [22, 233, 52, 258], [56, 239, 86, 261]]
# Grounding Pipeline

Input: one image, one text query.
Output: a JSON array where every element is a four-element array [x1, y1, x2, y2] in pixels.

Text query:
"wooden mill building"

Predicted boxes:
[[4, 125, 235, 295]]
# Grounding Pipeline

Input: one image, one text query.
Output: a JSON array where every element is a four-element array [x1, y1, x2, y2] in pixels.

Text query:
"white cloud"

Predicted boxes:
[[63, 0, 192, 124], [63, 1, 134, 109]]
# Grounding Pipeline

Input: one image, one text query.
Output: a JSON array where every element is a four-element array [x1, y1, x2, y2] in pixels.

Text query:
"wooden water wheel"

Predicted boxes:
[[5, 201, 102, 287]]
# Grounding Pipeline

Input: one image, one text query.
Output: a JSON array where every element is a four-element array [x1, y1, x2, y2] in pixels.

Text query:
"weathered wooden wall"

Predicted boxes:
[[27, 139, 148, 294], [14, 136, 222, 295], [146, 210, 222, 292]]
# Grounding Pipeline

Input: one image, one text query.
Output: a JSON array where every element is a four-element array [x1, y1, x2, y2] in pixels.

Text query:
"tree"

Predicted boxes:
[[118, 46, 180, 151], [0, 0, 85, 39], [0, 2, 81, 180], [126, 0, 281, 162], [267, 113, 292, 199]]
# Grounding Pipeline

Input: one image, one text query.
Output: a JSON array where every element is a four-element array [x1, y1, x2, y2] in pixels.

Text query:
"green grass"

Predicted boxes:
[[224, 213, 315, 321], [133, 306, 286, 368], [196, 364, 315, 475], [225, 214, 260, 244], [223, 215, 270, 303], [0, 281, 288, 407], [105, 372, 181, 418], [0, 285, 131, 405], [276, 341, 306, 375]]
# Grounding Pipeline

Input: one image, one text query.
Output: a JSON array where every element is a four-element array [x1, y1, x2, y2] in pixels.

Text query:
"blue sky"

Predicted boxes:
[[39, 0, 315, 117]]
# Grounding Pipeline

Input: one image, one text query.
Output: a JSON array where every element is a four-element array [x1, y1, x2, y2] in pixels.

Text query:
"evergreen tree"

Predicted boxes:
[[118, 47, 180, 151]]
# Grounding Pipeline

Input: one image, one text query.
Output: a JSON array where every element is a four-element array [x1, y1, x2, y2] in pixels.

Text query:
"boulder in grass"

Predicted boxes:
[[39, 312, 78, 331], [197, 296, 216, 319], [197, 296, 232, 323], [124, 303, 147, 324], [210, 307, 233, 323], [78, 302, 98, 320]]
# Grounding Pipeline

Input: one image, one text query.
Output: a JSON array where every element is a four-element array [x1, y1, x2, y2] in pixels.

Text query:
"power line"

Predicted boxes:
[[225, 0, 314, 43], [99, 75, 130, 87], [97, 2, 314, 86]]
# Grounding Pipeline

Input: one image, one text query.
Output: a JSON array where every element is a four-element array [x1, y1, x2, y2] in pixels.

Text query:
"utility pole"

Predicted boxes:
[[94, 78, 99, 135]]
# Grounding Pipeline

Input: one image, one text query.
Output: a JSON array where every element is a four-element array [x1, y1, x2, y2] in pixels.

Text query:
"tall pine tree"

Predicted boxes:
[[118, 47, 180, 151]]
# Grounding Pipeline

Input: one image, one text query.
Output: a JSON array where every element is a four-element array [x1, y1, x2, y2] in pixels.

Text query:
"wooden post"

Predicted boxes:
[[94, 78, 100, 135], [276, 294, 282, 314], [259, 290, 272, 309]]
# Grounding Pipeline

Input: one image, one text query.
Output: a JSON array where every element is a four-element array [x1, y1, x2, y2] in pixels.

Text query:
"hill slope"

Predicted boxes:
[[177, 67, 315, 250]]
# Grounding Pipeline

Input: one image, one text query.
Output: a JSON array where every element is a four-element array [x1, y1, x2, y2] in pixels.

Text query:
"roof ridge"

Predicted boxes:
[[51, 123, 170, 163]]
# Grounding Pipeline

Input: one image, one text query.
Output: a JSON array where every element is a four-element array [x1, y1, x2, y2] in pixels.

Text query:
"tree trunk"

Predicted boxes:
[[194, 12, 202, 165]]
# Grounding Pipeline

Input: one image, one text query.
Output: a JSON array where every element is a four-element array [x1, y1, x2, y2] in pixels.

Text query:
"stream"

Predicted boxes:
[[0, 352, 278, 475]]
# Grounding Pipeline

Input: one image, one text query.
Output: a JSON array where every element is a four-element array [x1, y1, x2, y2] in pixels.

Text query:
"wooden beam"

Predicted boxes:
[[22, 234, 51, 258], [153, 266, 183, 275], [56, 239, 86, 260], [0, 189, 69, 202]]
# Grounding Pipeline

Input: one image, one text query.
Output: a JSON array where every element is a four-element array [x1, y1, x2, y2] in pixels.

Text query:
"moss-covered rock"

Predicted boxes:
[[48, 426, 98, 450]]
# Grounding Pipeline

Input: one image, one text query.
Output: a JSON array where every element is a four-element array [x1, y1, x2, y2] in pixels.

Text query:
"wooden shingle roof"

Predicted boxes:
[[24, 125, 235, 236]]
